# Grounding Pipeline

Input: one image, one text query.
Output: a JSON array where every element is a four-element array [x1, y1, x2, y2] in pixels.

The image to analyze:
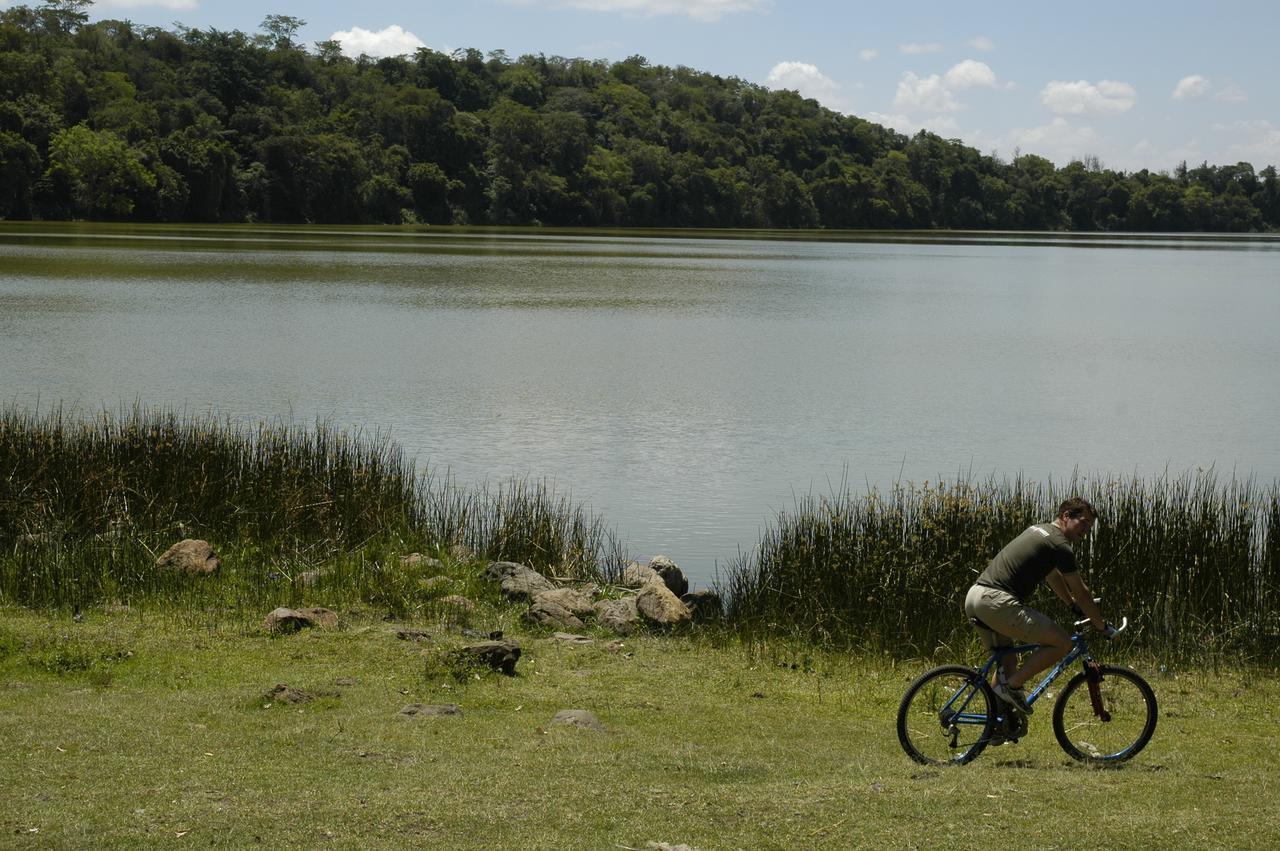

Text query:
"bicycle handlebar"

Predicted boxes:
[[1073, 615, 1128, 636]]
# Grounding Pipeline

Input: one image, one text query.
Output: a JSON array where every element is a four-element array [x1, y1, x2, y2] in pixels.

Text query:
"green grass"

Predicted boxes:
[[1, 604, 1277, 849]]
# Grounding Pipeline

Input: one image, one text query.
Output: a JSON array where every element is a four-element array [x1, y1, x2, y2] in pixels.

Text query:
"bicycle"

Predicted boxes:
[[897, 615, 1158, 765]]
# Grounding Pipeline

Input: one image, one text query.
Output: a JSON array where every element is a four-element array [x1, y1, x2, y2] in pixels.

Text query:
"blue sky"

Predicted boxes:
[[29, 0, 1280, 172]]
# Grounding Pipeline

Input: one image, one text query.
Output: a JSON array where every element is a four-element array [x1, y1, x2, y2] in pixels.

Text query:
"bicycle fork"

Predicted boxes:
[[1085, 660, 1111, 722]]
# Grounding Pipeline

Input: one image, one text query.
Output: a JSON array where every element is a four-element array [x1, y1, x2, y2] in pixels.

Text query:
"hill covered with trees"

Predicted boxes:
[[2, 1, 1277, 230]]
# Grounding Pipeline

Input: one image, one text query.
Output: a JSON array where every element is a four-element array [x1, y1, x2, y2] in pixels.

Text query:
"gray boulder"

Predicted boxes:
[[680, 589, 723, 622], [636, 582, 692, 627], [525, 598, 584, 630], [620, 561, 658, 589], [648, 555, 688, 597], [533, 588, 595, 617], [483, 561, 527, 581], [155, 539, 220, 575], [594, 597, 640, 635], [499, 567, 556, 602]]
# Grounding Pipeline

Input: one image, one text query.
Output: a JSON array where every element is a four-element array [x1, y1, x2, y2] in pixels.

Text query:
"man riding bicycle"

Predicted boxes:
[[964, 497, 1111, 715]]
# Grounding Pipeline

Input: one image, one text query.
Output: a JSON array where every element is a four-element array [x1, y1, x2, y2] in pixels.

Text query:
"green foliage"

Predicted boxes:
[[0, 406, 623, 611], [0, 3, 1273, 229], [43, 123, 153, 217]]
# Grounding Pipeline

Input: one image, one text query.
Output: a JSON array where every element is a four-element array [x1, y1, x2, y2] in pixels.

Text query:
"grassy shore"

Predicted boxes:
[[2, 602, 1277, 850]]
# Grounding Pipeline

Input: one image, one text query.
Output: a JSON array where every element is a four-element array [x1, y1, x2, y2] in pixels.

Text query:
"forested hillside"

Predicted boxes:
[[3, 1, 1278, 230]]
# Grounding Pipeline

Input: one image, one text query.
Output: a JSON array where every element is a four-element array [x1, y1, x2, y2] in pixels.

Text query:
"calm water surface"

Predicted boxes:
[[3, 223, 1278, 586]]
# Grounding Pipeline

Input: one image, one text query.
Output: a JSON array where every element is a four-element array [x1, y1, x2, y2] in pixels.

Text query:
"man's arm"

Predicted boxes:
[[1045, 569, 1075, 607], [1062, 571, 1107, 631]]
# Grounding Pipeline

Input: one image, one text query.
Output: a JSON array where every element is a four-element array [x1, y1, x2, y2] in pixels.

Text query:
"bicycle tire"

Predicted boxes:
[[897, 664, 997, 765], [1052, 664, 1158, 764]]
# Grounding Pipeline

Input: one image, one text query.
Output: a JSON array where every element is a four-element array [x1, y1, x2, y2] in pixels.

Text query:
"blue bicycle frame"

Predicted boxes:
[[942, 629, 1095, 730]]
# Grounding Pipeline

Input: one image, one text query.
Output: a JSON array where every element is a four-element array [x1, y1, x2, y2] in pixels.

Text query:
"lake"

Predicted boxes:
[[2, 222, 1278, 586]]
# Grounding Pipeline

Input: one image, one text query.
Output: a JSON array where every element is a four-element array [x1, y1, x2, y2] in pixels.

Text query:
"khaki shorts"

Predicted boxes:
[[964, 584, 1060, 650]]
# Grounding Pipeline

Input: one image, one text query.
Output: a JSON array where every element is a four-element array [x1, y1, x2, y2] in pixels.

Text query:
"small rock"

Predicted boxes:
[[400, 553, 442, 570], [437, 595, 476, 619], [263, 684, 312, 704], [454, 640, 521, 675], [419, 575, 453, 593], [399, 703, 462, 718], [550, 709, 605, 731], [552, 632, 595, 645], [155, 539, 220, 575], [262, 606, 339, 633], [396, 629, 432, 641]]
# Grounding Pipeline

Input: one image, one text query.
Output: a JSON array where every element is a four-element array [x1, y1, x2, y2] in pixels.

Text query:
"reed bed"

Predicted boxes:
[[0, 406, 622, 612], [720, 474, 1280, 663]]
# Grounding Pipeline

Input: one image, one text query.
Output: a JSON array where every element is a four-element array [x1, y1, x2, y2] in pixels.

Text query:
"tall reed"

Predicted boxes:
[[0, 406, 622, 610], [721, 473, 1279, 662]]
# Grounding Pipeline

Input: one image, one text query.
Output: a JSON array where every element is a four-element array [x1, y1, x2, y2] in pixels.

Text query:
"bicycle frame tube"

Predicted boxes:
[[978, 633, 1091, 708]]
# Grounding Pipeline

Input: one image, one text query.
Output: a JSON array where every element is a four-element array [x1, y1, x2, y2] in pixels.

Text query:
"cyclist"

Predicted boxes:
[[964, 497, 1110, 716]]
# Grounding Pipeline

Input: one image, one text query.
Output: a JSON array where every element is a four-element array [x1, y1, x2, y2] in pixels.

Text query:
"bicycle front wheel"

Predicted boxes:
[[897, 665, 996, 765], [1052, 664, 1158, 764]]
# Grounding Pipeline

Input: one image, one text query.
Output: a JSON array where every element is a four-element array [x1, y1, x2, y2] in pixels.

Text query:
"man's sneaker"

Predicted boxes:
[[994, 682, 1033, 715]]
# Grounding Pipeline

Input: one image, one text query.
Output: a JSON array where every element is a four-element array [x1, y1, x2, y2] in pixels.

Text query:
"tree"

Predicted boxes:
[[260, 15, 305, 50], [0, 129, 41, 218], [44, 123, 154, 218], [38, 1, 91, 36]]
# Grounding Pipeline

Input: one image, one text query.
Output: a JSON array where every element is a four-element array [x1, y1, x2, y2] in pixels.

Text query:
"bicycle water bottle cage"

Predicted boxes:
[[1085, 661, 1111, 722]]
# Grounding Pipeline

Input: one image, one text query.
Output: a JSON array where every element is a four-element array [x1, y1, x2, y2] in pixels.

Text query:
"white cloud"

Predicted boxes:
[[893, 72, 961, 113], [331, 25, 427, 58], [968, 36, 994, 51], [765, 61, 854, 113], [899, 42, 943, 55], [95, 0, 198, 8], [858, 48, 879, 62], [1215, 81, 1248, 103], [538, 0, 768, 21], [1041, 79, 1136, 115], [1214, 120, 1280, 166], [1172, 75, 1210, 100], [943, 60, 996, 89]]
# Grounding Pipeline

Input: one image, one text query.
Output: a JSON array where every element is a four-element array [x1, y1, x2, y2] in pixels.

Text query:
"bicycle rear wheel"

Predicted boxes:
[[897, 665, 996, 765], [1052, 664, 1158, 764]]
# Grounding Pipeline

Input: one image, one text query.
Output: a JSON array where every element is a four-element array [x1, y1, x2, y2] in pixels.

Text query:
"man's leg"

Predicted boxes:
[[1007, 621, 1071, 690]]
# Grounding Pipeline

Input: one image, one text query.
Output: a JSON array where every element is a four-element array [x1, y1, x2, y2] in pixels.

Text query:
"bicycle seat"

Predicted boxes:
[[969, 616, 994, 632]]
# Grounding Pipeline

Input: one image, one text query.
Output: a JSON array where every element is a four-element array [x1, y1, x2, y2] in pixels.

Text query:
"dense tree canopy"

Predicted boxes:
[[1, 1, 1276, 230]]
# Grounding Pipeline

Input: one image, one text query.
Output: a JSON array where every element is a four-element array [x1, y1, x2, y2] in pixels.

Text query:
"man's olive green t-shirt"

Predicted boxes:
[[976, 523, 1078, 603]]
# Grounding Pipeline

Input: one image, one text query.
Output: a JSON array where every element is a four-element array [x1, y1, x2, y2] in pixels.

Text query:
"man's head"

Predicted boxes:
[[1055, 497, 1097, 541]]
